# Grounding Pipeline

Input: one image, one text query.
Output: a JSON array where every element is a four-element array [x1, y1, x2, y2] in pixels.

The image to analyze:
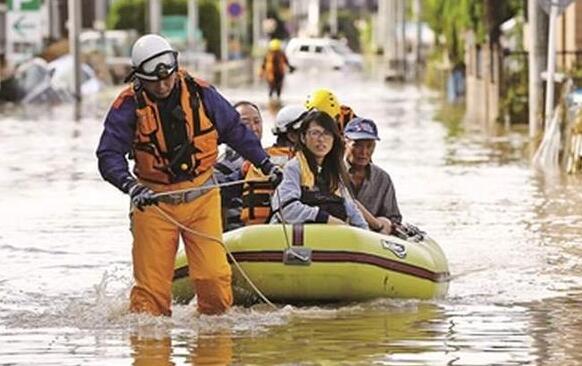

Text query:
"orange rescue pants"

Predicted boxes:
[[129, 177, 233, 316]]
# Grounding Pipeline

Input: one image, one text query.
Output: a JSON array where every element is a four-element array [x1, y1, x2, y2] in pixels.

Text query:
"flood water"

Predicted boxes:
[[1, 66, 581, 365]]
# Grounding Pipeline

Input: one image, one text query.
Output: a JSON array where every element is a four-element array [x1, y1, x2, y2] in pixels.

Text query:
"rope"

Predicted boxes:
[[152, 205, 277, 309], [148, 172, 305, 306], [153, 177, 267, 198]]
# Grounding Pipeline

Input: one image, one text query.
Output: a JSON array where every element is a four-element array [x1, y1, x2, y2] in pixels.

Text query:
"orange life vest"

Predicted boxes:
[[240, 146, 294, 225], [263, 50, 287, 83], [129, 70, 218, 184], [338, 105, 355, 132]]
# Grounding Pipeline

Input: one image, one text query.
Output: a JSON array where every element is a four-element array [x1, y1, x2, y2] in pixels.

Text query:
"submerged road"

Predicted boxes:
[[0, 67, 581, 365]]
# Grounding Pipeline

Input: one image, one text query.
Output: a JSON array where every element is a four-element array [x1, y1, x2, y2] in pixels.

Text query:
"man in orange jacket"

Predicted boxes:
[[96, 34, 282, 316], [261, 39, 295, 100]]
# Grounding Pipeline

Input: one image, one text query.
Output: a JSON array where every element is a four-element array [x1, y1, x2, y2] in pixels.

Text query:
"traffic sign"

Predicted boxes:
[[537, 0, 575, 15], [8, 0, 41, 11], [227, 1, 243, 18], [5, 10, 42, 67], [7, 11, 41, 42]]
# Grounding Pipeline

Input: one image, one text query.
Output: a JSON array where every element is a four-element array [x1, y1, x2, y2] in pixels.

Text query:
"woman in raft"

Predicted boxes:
[[270, 110, 368, 229]]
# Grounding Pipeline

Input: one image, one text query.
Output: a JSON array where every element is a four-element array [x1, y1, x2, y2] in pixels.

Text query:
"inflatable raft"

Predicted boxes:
[[172, 224, 449, 305]]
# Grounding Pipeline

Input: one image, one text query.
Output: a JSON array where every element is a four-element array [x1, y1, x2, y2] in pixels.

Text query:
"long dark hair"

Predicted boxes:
[[297, 111, 349, 192]]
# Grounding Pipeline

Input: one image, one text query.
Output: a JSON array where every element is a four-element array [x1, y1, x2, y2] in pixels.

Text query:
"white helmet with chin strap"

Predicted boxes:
[[273, 105, 308, 135], [128, 34, 178, 82]]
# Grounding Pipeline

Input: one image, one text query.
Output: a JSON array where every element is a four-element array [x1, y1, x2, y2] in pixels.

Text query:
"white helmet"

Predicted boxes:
[[129, 34, 178, 81], [273, 105, 308, 135]]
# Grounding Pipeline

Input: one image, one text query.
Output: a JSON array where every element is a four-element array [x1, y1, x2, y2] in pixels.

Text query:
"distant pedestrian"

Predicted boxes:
[[261, 39, 295, 101]]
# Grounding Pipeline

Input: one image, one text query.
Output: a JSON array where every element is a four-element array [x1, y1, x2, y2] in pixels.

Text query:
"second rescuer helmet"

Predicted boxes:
[[269, 39, 282, 51], [129, 34, 178, 81], [273, 105, 308, 135], [305, 88, 341, 119]]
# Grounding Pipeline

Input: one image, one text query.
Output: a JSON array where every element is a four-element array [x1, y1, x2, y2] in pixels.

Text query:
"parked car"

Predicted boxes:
[[285, 37, 363, 71]]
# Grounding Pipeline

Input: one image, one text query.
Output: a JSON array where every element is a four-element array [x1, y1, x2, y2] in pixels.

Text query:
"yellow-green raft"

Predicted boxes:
[[172, 224, 449, 305]]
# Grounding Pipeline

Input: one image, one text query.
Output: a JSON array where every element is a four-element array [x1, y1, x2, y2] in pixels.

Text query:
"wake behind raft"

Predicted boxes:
[[172, 223, 449, 306]]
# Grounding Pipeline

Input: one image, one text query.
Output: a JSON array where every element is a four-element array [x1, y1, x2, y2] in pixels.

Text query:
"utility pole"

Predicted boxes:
[[399, 0, 406, 78], [48, 0, 62, 41], [220, 0, 228, 62], [377, 0, 386, 53], [94, 0, 107, 31], [329, 0, 338, 36], [149, 0, 162, 34], [188, 0, 198, 52], [253, 0, 261, 53], [220, 0, 229, 86], [68, 0, 81, 120], [414, 0, 422, 80], [543, 3, 559, 130], [385, 0, 397, 76], [307, 0, 320, 37], [94, 0, 107, 54], [528, 0, 548, 138]]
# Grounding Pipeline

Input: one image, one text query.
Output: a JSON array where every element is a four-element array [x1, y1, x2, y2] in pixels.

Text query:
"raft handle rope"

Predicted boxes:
[[153, 175, 296, 252]]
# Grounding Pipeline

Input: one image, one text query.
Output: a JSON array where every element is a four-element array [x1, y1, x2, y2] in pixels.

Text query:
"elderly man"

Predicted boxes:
[[344, 117, 402, 234], [214, 101, 264, 231]]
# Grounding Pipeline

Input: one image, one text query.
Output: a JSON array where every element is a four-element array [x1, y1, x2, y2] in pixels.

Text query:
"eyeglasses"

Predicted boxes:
[[306, 128, 334, 139], [136, 51, 178, 81]]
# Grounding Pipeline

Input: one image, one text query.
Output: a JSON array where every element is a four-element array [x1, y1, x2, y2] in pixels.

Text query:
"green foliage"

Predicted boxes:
[[434, 101, 465, 137], [500, 65, 528, 124], [422, 0, 481, 66], [197, 1, 220, 58], [107, 0, 146, 34], [337, 10, 362, 52], [107, 0, 220, 57], [424, 50, 447, 91], [567, 62, 582, 82], [423, 0, 523, 67]]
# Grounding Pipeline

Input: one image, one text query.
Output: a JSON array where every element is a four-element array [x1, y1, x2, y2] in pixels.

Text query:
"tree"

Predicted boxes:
[[107, 0, 221, 58]]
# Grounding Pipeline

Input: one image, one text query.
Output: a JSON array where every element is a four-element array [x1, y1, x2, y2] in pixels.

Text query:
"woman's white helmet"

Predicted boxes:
[[273, 105, 308, 135], [129, 34, 178, 81]]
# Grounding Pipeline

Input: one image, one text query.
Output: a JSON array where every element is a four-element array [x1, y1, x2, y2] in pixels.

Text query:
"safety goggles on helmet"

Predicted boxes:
[[133, 51, 178, 81]]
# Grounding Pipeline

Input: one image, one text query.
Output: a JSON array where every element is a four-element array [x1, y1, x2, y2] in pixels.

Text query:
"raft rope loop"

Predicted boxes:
[[151, 176, 282, 310]]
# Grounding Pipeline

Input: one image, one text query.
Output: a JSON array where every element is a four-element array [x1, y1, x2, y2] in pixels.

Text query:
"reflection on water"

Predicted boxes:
[[0, 69, 581, 365]]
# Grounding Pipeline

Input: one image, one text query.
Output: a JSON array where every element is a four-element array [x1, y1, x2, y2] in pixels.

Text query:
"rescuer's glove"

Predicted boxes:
[[123, 179, 158, 211]]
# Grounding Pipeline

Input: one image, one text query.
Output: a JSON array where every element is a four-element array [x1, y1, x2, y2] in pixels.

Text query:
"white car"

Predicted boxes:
[[285, 37, 363, 71]]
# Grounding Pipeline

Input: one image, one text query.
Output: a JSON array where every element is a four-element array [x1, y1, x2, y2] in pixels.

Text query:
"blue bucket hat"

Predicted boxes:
[[344, 117, 380, 141]]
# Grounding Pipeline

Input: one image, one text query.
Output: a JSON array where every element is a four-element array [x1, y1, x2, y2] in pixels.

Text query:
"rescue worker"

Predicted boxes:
[[344, 117, 402, 234], [305, 87, 355, 132], [270, 110, 368, 229], [96, 34, 282, 316], [214, 101, 263, 232], [261, 38, 295, 100], [240, 105, 307, 225]]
